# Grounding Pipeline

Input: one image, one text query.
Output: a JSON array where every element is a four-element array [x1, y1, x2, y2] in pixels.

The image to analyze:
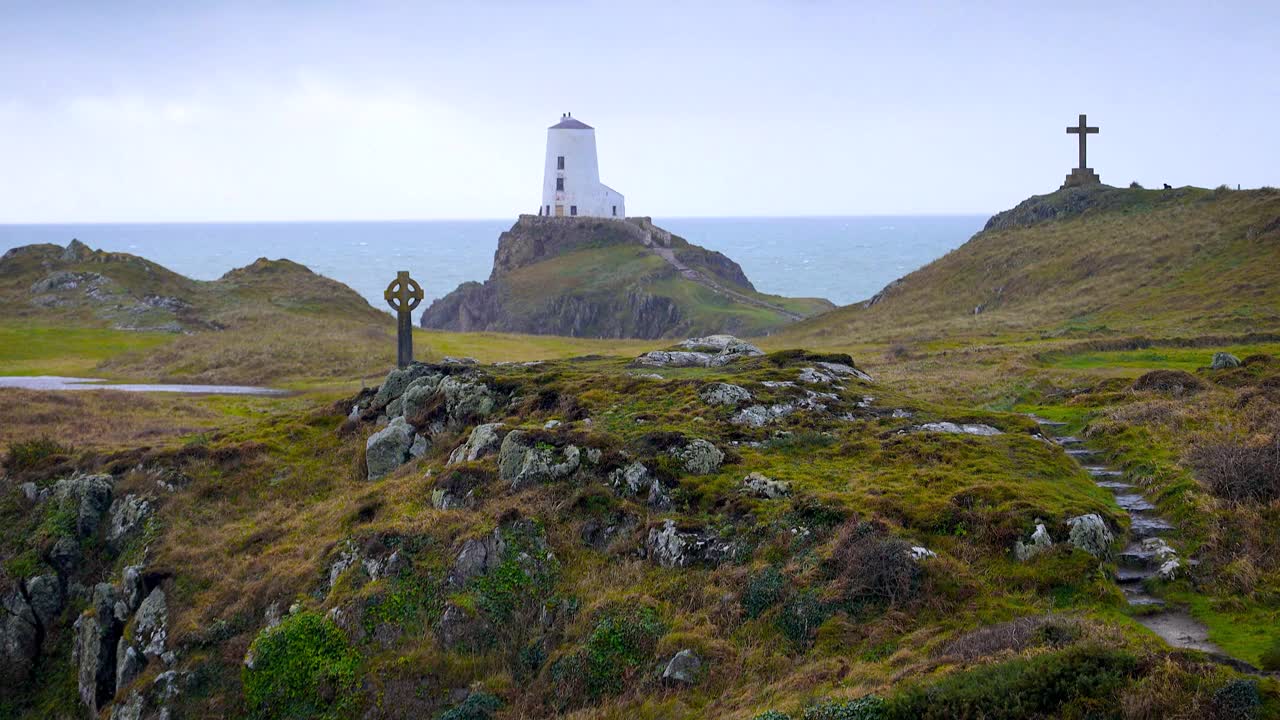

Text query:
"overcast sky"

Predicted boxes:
[[1, 1, 1276, 222]]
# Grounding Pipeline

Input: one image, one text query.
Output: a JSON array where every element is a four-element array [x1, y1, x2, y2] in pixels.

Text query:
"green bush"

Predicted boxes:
[[1211, 679, 1260, 720], [886, 645, 1138, 719], [803, 695, 887, 720], [776, 590, 829, 648], [551, 603, 666, 700], [753, 712, 792, 720], [242, 611, 362, 720], [438, 691, 502, 720], [4, 436, 70, 473], [743, 566, 787, 619]]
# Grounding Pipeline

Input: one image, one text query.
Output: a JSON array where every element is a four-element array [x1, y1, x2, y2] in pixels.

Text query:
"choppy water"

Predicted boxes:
[[0, 216, 986, 311]]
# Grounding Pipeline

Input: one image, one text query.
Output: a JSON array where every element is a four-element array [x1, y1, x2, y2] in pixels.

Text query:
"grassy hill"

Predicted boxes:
[[777, 186, 1280, 348], [420, 216, 833, 339]]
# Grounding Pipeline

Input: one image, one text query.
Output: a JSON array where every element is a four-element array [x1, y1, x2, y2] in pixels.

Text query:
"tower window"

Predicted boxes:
[[555, 177, 564, 191], [612, 205, 617, 217], [557, 155, 565, 170], [570, 205, 578, 216], [545, 205, 550, 215]]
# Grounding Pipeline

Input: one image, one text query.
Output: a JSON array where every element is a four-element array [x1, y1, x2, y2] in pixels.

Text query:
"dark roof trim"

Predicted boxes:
[[549, 117, 593, 130]]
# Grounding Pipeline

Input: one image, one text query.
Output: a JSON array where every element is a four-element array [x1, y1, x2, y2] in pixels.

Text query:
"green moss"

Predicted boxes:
[[243, 611, 362, 720], [552, 603, 666, 702]]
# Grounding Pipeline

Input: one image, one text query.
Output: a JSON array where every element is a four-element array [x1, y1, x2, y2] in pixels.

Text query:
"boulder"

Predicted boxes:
[[699, 383, 752, 406], [121, 566, 145, 612], [366, 416, 416, 480], [1211, 352, 1242, 370], [107, 494, 153, 552], [1158, 558, 1181, 581], [447, 423, 506, 465], [115, 643, 144, 692], [814, 361, 873, 382], [0, 588, 39, 688], [371, 364, 438, 411], [436, 603, 489, 649], [52, 473, 115, 538], [671, 439, 724, 475], [609, 462, 671, 509], [1065, 514, 1113, 558], [913, 422, 1002, 436], [1014, 522, 1053, 561], [49, 537, 83, 577], [409, 434, 430, 460], [497, 431, 581, 489], [636, 336, 764, 368], [76, 583, 123, 715], [24, 574, 64, 629], [133, 588, 168, 659], [646, 520, 737, 568], [909, 546, 938, 560], [438, 375, 497, 424], [398, 374, 445, 419], [449, 530, 506, 587], [731, 404, 794, 427], [661, 649, 702, 685], [741, 472, 790, 499]]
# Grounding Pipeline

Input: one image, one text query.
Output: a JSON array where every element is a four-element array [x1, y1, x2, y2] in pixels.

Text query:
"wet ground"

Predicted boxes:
[[0, 376, 286, 395]]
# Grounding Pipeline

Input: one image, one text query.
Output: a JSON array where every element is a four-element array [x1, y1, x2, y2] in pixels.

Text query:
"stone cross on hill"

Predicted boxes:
[[384, 271, 424, 368], [1062, 113, 1102, 188]]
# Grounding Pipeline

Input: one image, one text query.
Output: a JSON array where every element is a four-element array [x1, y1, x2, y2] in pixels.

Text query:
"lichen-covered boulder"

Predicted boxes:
[[732, 404, 794, 427], [366, 416, 416, 480], [609, 462, 671, 508], [497, 431, 580, 489], [671, 439, 724, 475], [448, 530, 506, 587], [1065, 514, 1113, 557], [52, 473, 115, 538], [1211, 352, 1242, 369], [133, 588, 168, 660], [398, 373, 445, 419], [699, 383, 752, 406], [76, 583, 123, 715], [448, 423, 506, 465], [1014, 522, 1053, 561], [371, 364, 438, 410], [913, 422, 1002, 436], [107, 494, 153, 552], [662, 649, 702, 685], [636, 336, 764, 368], [646, 520, 737, 568], [439, 376, 496, 423], [741, 472, 790, 499], [24, 574, 64, 629], [1, 588, 39, 688]]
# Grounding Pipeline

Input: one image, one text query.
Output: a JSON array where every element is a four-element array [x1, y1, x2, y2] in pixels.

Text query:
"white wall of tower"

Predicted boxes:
[[539, 118, 625, 218]]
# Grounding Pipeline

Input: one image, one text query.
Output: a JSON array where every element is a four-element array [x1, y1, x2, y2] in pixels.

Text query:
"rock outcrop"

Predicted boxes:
[[420, 216, 830, 339]]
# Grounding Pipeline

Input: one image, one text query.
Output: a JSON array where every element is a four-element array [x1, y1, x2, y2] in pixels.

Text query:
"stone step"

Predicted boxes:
[[1055, 436, 1084, 446], [1115, 494, 1156, 512], [1116, 566, 1155, 583], [1130, 513, 1175, 537], [1085, 466, 1123, 478], [1066, 448, 1103, 460], [1119, 545, 1160, 567], [1029, 415, 1067, 427], [1095, 480, 1137, 491], [1124, 592, 1166, 607]]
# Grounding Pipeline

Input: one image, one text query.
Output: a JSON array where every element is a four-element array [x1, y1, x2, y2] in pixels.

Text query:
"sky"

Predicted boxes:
[[1, 0, 1277, 222]]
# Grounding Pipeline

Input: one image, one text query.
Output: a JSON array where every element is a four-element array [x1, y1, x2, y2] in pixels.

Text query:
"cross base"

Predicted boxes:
[[1062, 167, 1102, 189]]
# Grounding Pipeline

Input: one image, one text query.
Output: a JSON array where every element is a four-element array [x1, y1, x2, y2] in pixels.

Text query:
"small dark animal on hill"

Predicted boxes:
[[1163, 183, 1172, 189]]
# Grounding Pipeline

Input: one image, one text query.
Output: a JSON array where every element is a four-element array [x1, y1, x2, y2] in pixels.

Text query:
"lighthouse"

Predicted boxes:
[[540, 113, 625, 219]]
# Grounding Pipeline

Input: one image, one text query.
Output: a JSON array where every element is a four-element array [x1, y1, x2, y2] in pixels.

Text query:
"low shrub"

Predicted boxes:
[[242, 611, 362, 720], [802, 695, 887, 720], [1132, 370, 1204, 396], [827, 519, 921, 608], [1187, 434, 1280, 503], [551, 603, 666, 701], [1210, 678, 1261, 720], [886, 645, 1138, 719], [743, 566, 787, 619], [3, 436, 71, 473], [753, 712, 791, 720], [438, 691, 502, 720], [776, 589, 829, 647]]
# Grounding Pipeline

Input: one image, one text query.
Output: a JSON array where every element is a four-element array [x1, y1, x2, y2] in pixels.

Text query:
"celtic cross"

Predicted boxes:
[[384, 271, 424, 368]]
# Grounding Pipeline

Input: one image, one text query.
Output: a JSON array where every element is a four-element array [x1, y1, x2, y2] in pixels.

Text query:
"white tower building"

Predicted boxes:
[[540, 114, 625, 218]]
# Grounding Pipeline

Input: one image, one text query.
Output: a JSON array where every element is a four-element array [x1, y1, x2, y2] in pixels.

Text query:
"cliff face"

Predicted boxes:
[[420, 216, 832, 339]]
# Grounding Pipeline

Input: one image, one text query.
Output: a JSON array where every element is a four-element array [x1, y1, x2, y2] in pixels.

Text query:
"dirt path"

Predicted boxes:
[[1034, 418, 1263, 671], [638, 232, 806, 322]]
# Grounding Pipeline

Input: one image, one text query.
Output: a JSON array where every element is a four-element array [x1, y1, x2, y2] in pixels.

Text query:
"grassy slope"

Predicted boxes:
[[777, 187, 1280, 348]]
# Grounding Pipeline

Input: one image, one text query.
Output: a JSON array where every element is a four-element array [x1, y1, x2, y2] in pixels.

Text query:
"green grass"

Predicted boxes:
[[0, 322, 174, 376], [1170, 591, 1280, 667], [1043, 344, 1280, 373]]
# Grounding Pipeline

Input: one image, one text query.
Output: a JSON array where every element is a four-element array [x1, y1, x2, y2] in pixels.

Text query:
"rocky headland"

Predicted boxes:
[[419, 215, 833, 339]]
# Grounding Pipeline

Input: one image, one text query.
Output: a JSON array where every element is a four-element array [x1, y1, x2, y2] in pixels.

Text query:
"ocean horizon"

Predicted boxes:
[[0, 215, 988, 313]]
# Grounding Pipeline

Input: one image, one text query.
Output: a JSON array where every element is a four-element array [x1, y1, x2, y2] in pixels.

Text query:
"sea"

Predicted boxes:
[[0, 216, 987, 311]]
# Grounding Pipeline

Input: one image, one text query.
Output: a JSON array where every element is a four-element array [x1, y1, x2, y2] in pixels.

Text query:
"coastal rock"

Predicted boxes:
[[732, 404, 794, 427], [107, 494, 153, 552], [741, 472, 790, 499], [398, 374, 445, 419], [0, 589, 39, 687], [448, 423, 506, 465], [76, 583, 123, 715], [25, 574, 64, 629], [699, 382, 752, 406], [646, 520, 737, 568], [1211, 352, 1242, 369], [371, 364, 438, 411], [1065, 514, 1113, 557], [133, 588, 169, 659], [609, 462, 671, 508], [366, 417, 416, 480], [662, 649, 702, 685], [497, 431, 581, 489], [449, 530, 506, 587], [1014, 522, 1053, 561], [912, 422, 1002, 436], [672, 439, 724, 475], [52, 473, 115, 538], [636, 336, 765, 368]]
